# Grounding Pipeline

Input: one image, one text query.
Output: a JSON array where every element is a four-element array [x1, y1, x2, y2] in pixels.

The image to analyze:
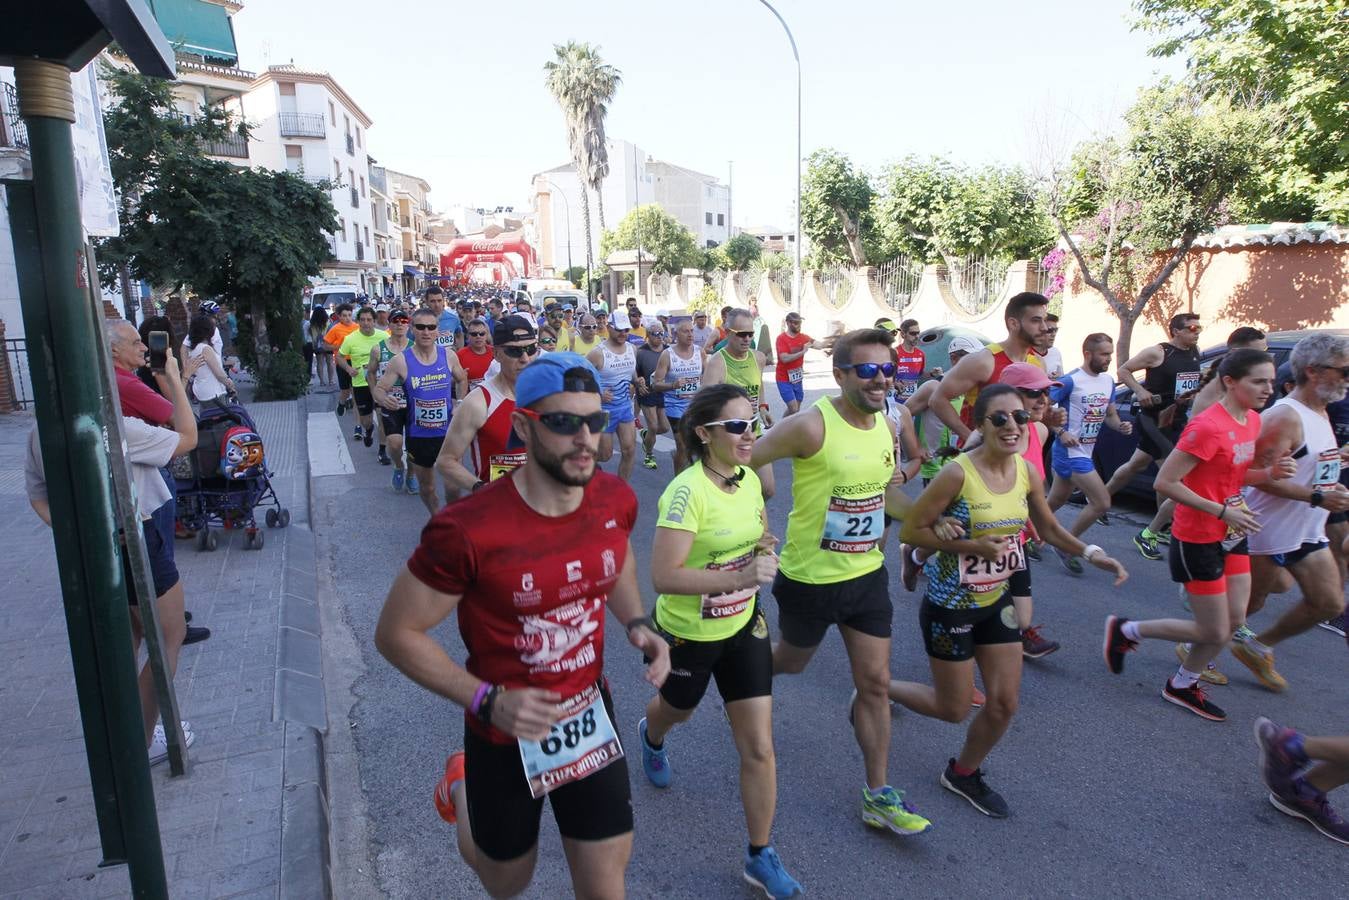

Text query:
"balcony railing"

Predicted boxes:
[[279, 111, 325, 138], [204, 132, 248, 158], [1, 83, 28, 150], [350, 185, 359, 208], [355, 241, 365, 261], [345, 132, 355, 155], [399, 216, 411, 227]]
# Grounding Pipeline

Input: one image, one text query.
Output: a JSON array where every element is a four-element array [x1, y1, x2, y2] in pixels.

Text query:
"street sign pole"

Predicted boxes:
[[9, 58, 169, 898]]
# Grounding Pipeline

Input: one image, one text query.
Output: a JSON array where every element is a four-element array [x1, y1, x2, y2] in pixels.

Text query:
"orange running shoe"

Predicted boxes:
[[433, 751, 466, 824]]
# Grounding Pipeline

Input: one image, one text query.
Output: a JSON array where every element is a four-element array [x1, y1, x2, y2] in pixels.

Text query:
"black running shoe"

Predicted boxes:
[[1162, 679, 1226, 721], [378, 447, 391, 465], [363, 430, 373, 448], [941, 759, 1009, 818], [182, 625, 212, 646], [336, 399, 346, 416], [1102, 615, 1136, 674]]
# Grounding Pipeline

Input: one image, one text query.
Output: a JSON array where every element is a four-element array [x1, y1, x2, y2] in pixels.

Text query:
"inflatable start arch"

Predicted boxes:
[[440, 233, 537, 284]]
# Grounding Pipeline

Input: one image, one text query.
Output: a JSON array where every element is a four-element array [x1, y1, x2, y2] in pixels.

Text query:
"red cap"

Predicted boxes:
[[998, 362, 1061, 390]]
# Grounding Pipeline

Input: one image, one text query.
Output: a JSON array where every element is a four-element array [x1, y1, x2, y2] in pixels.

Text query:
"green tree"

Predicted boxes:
[[544, 42, 622, 285], [801, 149, 874, 266], [564, 265, 587, 287], [874, 157, 1054, 264], [1134, 0, 1349, 219], [97, 67, 337, 399], [720, 233, 763, 270], [1045, 81, 1269, 358], [599, 204, 701, 276]]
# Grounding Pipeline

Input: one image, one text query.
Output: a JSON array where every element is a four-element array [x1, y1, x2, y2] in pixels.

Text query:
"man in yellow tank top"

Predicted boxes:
[[704, 308, 776, 498], [750, 327, 933, 837]]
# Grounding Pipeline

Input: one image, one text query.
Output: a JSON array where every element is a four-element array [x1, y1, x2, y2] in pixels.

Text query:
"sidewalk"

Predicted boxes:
[[0, 399, 330, 898]]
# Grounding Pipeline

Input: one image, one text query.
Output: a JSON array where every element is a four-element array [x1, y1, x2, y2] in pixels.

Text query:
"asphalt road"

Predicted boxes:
[[313, 387, 1349, 899]]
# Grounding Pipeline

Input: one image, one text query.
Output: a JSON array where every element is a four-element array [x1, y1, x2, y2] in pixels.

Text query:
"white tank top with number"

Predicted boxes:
[[1244, 396, 1337, 554], [664, 345, 703, 416]]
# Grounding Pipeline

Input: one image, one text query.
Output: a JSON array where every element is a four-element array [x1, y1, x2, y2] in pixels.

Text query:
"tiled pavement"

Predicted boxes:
[[0, 399, 329, 899]]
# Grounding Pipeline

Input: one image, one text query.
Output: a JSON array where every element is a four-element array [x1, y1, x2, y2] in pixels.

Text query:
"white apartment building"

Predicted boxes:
[[531, 138, 731, 276], [387, 169, 436, 294], [368, 160, 402, 298], [244, 65, 377, 292]]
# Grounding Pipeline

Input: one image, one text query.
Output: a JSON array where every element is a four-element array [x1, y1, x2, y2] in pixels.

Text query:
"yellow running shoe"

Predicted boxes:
[[1231, 642, 1288, 692], [1174, 643, 1229, 685]]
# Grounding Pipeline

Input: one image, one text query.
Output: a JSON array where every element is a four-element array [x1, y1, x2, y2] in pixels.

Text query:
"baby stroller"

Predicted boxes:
[[172, 396, 290, 551]]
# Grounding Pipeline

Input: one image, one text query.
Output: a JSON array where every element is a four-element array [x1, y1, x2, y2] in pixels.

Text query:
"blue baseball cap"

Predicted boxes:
[[507, 352, 603, 449], [515, 352, 601, 409]]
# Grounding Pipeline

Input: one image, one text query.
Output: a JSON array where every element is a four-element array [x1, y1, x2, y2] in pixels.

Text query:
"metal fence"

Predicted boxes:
[[944, 256, 1009, 315], [3, 337, 33, 410], [872, 254, 923, 313], [818, 266, 854, 309]]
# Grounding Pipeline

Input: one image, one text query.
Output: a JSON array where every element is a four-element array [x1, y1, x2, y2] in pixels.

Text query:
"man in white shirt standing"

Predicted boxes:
[[1039, 313, 1064, 378]]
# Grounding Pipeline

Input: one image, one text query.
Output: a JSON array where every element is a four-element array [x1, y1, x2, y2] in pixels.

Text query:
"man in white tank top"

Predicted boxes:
[[1236, 334, 1349, 691], [651, 317, 704, 472]]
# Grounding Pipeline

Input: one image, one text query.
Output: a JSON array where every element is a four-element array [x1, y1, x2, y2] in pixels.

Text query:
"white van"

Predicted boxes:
[[310, 282, 361, 311]]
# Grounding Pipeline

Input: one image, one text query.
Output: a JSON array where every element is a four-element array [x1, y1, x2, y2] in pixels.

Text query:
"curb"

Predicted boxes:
[[276, 400, 333, 900]]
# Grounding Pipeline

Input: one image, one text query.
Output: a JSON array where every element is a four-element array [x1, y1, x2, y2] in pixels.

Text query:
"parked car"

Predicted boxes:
[[1090, 329, 1347, 500]]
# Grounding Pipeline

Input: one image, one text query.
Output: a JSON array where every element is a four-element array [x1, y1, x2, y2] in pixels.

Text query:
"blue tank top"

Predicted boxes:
[[404, 346, 453, 437]]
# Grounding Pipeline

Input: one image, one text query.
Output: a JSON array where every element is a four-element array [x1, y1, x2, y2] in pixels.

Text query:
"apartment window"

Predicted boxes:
[[364, 226, 370, 244], [339, 217, 346, 241], [705, 212, 713, 225], [329, 101, 336, 125], [356, 127, 362, 147], [359, 175, 366, 197], [333, 159, 340, 180], [344, 115, 350, 136], [717, 214, 725, 227], [348, 168, 355, 191], [284, 145, 302, 173], [279, 82, 296, 96]]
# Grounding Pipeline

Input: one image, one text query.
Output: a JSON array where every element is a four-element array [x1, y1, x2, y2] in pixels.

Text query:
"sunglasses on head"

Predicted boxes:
[[519, 408, 608, 435], [842, 362, 897, 379], [412, 322, 438, 331], [1016, 387, 1048, 399], [982, 409, 1031, 427], [499, 343, 539, 358], [704, 418, 754, 434]]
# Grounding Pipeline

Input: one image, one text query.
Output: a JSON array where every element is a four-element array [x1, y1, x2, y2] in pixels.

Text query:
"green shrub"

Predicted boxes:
[[253, 349, 310, 401]]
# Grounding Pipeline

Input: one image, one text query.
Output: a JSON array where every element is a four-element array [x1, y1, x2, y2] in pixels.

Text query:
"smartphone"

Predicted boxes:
[[147, 330, 169, 373]]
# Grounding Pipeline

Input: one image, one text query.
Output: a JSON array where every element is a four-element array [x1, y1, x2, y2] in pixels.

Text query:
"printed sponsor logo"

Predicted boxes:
[[664, 485, 692, 523]]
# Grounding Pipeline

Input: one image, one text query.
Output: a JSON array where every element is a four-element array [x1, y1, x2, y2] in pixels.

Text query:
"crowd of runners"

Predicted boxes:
[[323, 285, 1349, 899]]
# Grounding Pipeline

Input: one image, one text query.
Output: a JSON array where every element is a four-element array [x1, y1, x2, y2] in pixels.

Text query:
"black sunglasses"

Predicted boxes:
[[732, 330, 755, 339], [982, 409, 1031, 427], [499, 343, 539, 358], [412, 323, 438, 331], [842, 362, 897, 379], [468, 330, 488, 337], [540, 338, 557, 346], [519, 408, 608, 435], [1016, 388, 1048, 399], [704, 418, 754, 434]]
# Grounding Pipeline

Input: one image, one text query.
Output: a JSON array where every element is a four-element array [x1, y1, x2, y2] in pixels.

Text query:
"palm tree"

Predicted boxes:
[[544, 42, 622, 290]]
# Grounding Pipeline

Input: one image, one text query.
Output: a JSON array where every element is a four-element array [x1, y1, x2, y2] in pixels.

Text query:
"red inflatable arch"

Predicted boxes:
[[440, 232, 537, 282]]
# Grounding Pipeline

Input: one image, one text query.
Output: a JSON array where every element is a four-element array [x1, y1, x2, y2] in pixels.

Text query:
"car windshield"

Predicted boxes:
[[318, 292, 357, 305]]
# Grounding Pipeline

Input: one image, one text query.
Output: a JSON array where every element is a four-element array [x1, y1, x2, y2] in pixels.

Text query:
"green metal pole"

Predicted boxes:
[[12, 58, 169, 898]]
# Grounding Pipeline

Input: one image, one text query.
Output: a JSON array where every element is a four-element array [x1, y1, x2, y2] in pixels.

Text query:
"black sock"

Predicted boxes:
[[748, 844, 767, 857], [645, 733, 663, 750]]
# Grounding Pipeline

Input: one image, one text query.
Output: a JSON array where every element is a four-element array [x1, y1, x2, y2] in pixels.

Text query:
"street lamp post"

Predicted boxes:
[[540, 178, 574, 284], [756, 0, 802, 311]]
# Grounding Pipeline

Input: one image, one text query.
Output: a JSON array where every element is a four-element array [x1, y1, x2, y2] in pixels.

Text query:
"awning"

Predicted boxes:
[[403, 265, 424, 276], [147, 0, 239, 66]]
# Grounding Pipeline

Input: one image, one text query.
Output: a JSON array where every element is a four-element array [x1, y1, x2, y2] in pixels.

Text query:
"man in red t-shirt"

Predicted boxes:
[[376, 352, 669, 897], [889, 318, 927, 402], [457, 318, 495, 393], [109, 320, 179, 425], [774, 312, 826, 415]]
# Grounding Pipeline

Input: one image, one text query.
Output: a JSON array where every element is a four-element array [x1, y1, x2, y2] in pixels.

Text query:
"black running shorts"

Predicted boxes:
[[919, 590, 1020, 662], [336, 366, 352, 391], [352, 385, 374, 416], [772, 565, 892, 647], [650, 604, 772, 711], [1008, 563, 1031, 597], [405, 435, 444, 470], [378, 406, 406, 437], [463, 684, 633, 861]]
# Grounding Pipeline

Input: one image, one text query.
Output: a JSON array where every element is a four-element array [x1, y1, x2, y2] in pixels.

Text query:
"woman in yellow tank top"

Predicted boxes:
[[888, 384, 1128, 818]]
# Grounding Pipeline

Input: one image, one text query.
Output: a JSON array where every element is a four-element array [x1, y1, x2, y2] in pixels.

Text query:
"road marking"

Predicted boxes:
[[308, 413, 355, 477]]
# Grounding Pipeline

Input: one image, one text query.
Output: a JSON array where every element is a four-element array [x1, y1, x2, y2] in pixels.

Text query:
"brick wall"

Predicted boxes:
[[0, 318, 14, 413]]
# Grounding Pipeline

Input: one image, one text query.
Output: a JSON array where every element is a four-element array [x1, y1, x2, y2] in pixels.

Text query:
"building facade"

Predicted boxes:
[[387, 170, 436, 294], [531, 138, 732, 276], [244, 65, 377, 292]]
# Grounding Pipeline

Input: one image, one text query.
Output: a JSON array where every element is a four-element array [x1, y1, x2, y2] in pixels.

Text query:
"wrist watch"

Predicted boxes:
[[1310, 490, 1325, 508]]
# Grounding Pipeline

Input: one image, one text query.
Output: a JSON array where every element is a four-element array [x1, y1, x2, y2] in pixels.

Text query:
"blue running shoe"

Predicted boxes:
[[743, 846, 803, 899], [406, 473, 419, 495], [638, 717, 671, 788], [392, 469, 405, 491]]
